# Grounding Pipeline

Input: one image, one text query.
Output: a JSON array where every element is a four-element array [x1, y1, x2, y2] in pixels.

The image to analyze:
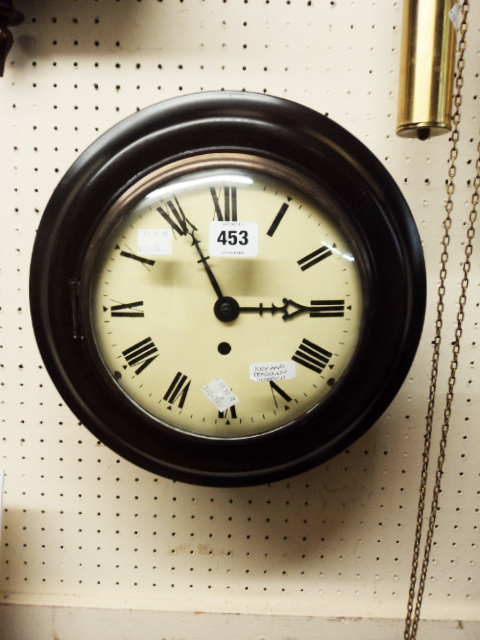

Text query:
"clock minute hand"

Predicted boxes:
[[238, 298, 346, 320], [189, 229, 224, 300], [157, 198, 224, 300]]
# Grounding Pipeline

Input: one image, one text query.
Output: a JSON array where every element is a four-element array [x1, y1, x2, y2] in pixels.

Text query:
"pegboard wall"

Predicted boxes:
[[0, 0, 479, 637]]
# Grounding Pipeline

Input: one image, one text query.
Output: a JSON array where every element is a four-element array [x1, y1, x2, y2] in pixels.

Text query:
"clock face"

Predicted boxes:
[[86, 155, 364, 438], [30, 92, 426, 485]]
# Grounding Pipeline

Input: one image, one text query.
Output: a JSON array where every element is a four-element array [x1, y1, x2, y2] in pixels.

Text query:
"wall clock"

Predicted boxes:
[[30, 92, 426, 486]]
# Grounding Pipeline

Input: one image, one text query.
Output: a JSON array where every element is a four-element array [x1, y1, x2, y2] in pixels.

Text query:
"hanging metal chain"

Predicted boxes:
[[403, 2, 479, 638]]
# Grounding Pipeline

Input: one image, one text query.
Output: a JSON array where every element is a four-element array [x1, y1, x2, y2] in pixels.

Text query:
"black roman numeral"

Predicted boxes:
[[120, 251, 155, 267], [297, 246, 332, 271], [218, 404, 238, 424], [309, 300, 345, 318], [269, 381, 292, 411], [267, 199, 291, 237], [157, 197, 188, 236], [292, 339, 332, 374], [163, 371, 191, 409], [111, 301, 144, 318], [122, 337, 158, 375], [211, 186, 237, 221]]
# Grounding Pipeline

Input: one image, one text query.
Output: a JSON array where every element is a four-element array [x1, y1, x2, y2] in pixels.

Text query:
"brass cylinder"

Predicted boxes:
[[397, 0, 456, 140]]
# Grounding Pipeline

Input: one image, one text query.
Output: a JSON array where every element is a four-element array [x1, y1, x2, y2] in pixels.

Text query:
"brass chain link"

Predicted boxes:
[[404, 2, 480, 638]]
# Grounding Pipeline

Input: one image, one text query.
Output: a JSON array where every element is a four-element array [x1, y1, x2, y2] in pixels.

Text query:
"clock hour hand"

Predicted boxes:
[[238, 298, 346, 320]]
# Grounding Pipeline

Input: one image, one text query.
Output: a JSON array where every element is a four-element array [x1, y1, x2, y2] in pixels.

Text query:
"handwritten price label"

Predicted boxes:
[[249, 361, 296, 383]]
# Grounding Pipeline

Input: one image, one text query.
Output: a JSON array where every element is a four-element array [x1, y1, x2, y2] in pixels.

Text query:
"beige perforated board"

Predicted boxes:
[[0, 0, 479, 634]]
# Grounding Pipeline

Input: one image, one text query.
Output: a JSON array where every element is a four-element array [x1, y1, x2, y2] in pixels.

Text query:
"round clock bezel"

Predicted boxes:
[[30, 91, 426, 486], [78, 152, 370, 442]]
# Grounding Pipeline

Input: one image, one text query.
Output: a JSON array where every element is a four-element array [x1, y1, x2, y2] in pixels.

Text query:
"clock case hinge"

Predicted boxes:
[[68, 277, 84, 340]]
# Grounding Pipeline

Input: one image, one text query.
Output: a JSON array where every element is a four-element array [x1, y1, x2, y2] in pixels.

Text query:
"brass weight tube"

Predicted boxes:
[[397, 0, 456, 140]]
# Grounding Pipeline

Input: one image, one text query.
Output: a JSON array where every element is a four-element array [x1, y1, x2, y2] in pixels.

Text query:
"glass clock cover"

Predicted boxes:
[[86, 155, 364, 439]]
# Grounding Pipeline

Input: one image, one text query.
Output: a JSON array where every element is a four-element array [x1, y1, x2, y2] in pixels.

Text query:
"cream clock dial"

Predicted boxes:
[[30, 92, 426, 485], [88, 156, 363, 437]]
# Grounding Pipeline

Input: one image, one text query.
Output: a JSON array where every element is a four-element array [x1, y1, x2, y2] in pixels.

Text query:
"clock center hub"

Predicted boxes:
[[214, 296, 240, 323]]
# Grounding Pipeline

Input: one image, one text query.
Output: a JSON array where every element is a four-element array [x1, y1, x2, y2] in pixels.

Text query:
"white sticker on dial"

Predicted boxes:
[[137, 229, 172, 255], [209, 221, 258, 257], [249, 361, 296, 383], [202, 377, 239, 412]]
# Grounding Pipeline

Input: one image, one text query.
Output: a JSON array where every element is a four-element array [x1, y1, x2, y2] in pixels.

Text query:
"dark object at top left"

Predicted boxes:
[[0, 0, 24, 77]]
